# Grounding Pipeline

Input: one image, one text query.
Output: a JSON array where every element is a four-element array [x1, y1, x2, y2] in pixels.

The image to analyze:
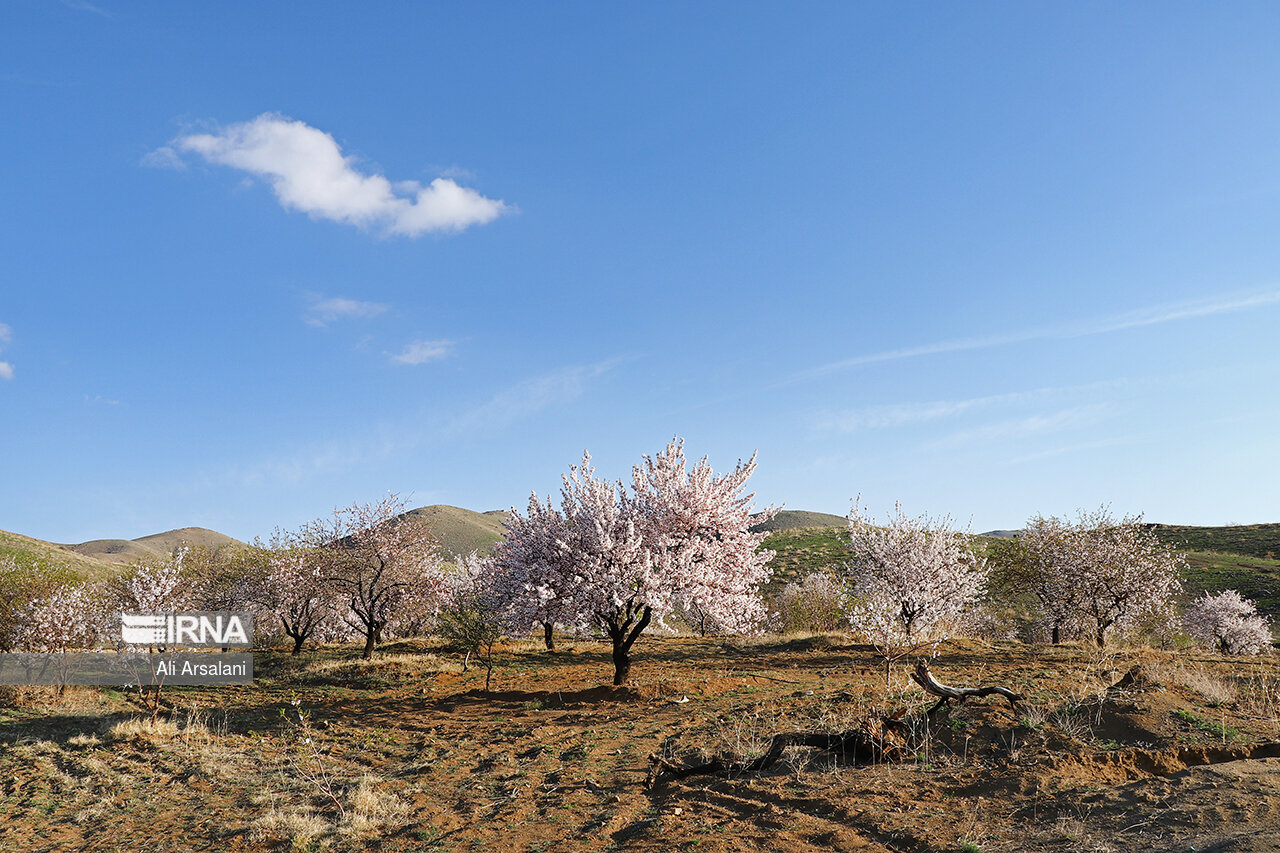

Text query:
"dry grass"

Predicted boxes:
[[249, 804, 330, 850], [106, 716, 182, 743], [339, 775, 411, 839], [1168, 662, 1238, 706]]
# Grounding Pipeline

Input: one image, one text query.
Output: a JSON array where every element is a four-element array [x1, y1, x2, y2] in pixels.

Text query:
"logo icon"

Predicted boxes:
[[119, 612, 253, 648]]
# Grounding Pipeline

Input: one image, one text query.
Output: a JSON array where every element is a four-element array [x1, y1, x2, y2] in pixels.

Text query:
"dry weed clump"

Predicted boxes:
[[339, 774, 411, 839], [1167, 662, 1238, 706], [301, 652, 461, 683], [0, 685, 110, 714], [107, 716, 183, 743], [249, 803, 330, 851]]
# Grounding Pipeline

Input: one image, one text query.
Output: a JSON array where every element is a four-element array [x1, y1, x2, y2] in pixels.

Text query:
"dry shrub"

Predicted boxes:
[[1168, 662, 1237, 706], [249, 805, 330, 850], [339, 775, 411, 839], [107, 716, 182, 743]]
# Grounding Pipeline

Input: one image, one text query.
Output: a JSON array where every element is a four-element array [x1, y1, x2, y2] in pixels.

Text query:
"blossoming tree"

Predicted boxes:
[[1023, 509, 1183, 648], [1185, 589, 1273, 655], [300, 495, 449, 659], [501, 439, 775, 685], [843, 500, 987, 674]]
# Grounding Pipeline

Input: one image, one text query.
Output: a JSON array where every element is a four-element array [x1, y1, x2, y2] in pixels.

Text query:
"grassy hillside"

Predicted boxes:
[[760, 520, 1280, 616], [1152, 522, 1280, 560], [750, 509, 846, 533], [0, 528, 117, 580], [400, 505, 510, 559]]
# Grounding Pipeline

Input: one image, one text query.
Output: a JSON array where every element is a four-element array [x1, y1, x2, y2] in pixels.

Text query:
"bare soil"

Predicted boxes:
[[2, 635, 1279, 852]]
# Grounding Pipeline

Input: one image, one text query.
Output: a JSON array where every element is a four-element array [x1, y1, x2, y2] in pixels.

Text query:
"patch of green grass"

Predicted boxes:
[[1180, 551, 1280, 616], [1153, 523, 1280, 561], [758, 526, 849, 588], [1171, 708, 1239, 741]]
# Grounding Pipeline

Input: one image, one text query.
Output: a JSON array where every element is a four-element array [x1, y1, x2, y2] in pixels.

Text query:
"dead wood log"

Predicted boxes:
[[910, 660, 1023, 714], [645, 720, 904, 788]]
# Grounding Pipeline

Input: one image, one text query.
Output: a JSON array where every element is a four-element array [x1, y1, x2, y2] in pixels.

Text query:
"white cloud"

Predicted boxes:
[[799, 286, 1280, 381], [304, 296, 389, 328], [813, 380, 1126, 434], [172, 114, 511, 236], [448, 360, 620, 435], [390, 339, 454, 366], [0, 323, 11, 380], [140, 145, 186, 171]]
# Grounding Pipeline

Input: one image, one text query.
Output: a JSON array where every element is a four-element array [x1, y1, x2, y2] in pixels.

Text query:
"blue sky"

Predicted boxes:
[[3, 2, 1279, 543]]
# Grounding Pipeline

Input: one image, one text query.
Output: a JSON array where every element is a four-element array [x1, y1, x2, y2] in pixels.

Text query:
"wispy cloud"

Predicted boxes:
[[390, 339, 454, 365], [140, 145, 186, 171], [922, 404, 1107, 452], [0, 323, 12, 381], [84, 394, 122, 406], [303, 295, 389, 328], [799, 287, 1280, 380], [447, 360, 620, 435], [1008, 435, 1134, 465], [812, 380, 1125, 434], [63, 0, 110, 17], [167, 113, 512, 236]]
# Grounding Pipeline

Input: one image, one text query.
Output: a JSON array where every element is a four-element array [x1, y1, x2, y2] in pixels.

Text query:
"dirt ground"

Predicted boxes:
[[2, 635, 1279, 852]]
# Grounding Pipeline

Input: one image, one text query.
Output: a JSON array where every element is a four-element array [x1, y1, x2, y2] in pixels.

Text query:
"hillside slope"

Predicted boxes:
[[400, 505, 510, 558]]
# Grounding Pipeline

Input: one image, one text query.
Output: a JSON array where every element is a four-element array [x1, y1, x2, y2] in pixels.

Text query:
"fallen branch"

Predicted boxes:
[[910, 660, 1023, 714], [645, 717, 904, 788]]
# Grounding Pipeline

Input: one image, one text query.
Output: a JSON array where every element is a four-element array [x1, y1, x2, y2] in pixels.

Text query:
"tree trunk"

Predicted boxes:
[[543, 622, 555, 652], [612, 644, 631, 686], [291, 634, 305, 655], [1096, 623, 1107, 648], [1051, 623, 1061, 645], [608, 605, 653, 686], [361, 630, 376, 660]]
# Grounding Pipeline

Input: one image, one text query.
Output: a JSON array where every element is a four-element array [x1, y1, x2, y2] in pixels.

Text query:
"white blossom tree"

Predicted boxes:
[[255, 534, 345, 655], [437, 551, 506, 690], [14, 582, 107, 653], [117, 547, 191, 616], [1185, 590, 1273, 655], [630, 439, 776, 636], [772, 572, 847, 634], [500, 440, 775, 686], [1023, 509, 1183, 648], [301, 495, 448, 659], [842, 500, 987, 673], [490, 494, 579, 651]]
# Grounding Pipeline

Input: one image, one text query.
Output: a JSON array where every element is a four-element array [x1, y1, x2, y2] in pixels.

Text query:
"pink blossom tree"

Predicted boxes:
[[1023, 509, 1183, 648], [772, 572, 847, 634], [630, 439, 776, 637], [1185, 590, 1273, 655], [300, 494, 448, 659], [256, 534, 345, 655], [843, 500, 987, 672], [490, 494, 579, 651], [501, 440, 775, 686], [15, 582, 107, 653]]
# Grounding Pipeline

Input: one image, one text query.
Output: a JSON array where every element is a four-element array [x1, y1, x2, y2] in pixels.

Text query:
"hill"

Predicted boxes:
[[1151, 522, 1280, 560], [400, 505, 510, 559], [63, 527, 244, 566], [749, 509, 846, 533], [0, 528, 118, 580], [0, 525, 247, 580]]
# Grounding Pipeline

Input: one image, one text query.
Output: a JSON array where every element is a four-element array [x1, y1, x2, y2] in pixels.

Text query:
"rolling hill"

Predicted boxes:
[[399, 505, 511, 558]]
